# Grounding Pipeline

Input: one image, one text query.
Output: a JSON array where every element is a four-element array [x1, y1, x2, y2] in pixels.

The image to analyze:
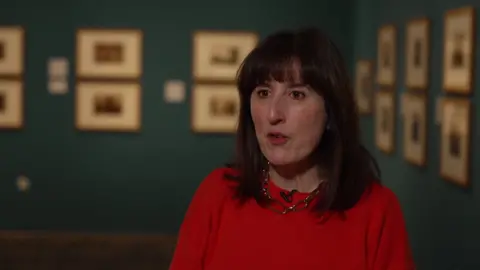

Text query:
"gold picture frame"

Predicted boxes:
[[440, 97, 471, 187], [0, 79, 23, 129], [376, 25, 396, 86], [354, 59, 374, 114], [0, 26, 24, 77], [375, 90, 395, 154], [402, 92, 427, 166], [405, 18, 430, 90], [191, 83, 240, 133], [193, 31, 258, 82], [76, 28, 143, 79], [442, 6, 475, 94], [75, 82, 141, 132]]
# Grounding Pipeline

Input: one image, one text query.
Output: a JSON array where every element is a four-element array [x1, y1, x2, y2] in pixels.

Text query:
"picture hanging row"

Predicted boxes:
[[0, 26, 24, 130], [398, 95, 471, 188], [354, 5, 475, 188], [191, 31, 257, 133], [0, 27, 258, 134], [372, 6, 475, 94], [75, 28, 143, 133]]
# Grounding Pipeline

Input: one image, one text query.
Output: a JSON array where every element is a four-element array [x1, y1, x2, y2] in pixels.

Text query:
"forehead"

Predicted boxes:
[[258, 60, 304, 85]]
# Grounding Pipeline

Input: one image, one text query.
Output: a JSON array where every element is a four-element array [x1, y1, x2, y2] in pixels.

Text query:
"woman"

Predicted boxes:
[[170, 27, 414, 270]]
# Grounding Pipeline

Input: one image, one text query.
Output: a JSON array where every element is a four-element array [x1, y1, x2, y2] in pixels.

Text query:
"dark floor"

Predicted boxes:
[[0, 230, 177, 270]]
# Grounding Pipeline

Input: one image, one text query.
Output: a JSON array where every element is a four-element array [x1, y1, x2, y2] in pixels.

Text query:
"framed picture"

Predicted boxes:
[[405, 18, 430, 89], [402, 92, 427, 166], [440, 97, 471, 187], [75, 82, 141, 132], [355, 60, 374, 114], [193, 31, 258, 82], [0, 79, 23, 129], [191, 83, 240, 133], [76, 28, 143, 79], [375, 90, 395, 153], [442, 7, 475, 94], [0, 26, 24, 76], [376, 25, 396, 86]]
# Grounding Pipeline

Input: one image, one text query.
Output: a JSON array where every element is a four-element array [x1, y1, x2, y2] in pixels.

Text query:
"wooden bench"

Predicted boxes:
[[0, 230, 177, 270]]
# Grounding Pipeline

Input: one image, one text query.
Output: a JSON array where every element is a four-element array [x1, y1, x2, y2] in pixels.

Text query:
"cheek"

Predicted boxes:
[[296, 107, 327, 142]]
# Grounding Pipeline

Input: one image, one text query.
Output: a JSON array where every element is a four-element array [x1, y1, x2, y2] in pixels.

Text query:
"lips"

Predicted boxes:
[[267, 132, 289, 145]]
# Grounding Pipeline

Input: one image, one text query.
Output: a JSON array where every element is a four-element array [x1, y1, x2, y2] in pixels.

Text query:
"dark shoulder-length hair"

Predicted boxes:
[[225, 27, 381, 214]]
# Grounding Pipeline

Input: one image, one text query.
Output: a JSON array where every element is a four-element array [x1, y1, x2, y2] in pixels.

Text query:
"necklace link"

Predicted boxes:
[[261, 169, 321, 215]]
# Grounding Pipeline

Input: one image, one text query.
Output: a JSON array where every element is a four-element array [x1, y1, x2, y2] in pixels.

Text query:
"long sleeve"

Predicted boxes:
[[169, 169, 228, 270], [368, 190, 416, 270]]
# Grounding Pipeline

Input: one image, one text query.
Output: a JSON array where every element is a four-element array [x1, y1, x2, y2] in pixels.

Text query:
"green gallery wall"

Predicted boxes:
[[354, 0, 479, 269], [0, 0, 478, 269], [0, 1, 354, 233]]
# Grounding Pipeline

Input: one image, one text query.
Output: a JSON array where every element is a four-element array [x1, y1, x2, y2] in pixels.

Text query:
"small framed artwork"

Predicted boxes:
[[402, 92, 427, 166], [0, 79, 23, 129], [405, 18, 430, 90], [191, 83, 240, 133], [376, 25, 396, 86], [443, 7, 475, 94], [375, 90, 395, 154], [0, 26, 24, 76], [355, 60, 374, 114], [193, 31, 258, 82], [76, 28, 143, 79], [440, 97, 471, 187], [75, 82, 141, 132]]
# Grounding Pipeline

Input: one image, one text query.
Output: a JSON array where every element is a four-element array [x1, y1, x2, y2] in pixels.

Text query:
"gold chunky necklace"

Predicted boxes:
[[261, 169, 321, 215]]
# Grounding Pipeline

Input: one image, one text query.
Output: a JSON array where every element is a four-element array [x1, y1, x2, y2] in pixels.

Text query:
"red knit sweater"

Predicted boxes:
[[170, 167, 415, 270]]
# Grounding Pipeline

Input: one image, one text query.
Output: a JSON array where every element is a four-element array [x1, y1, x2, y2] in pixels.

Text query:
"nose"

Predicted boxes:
[[267, 100, 285, 125]]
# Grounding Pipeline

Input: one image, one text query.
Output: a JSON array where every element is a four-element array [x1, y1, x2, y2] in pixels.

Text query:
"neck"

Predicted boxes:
[[268, 161, 321, 193]]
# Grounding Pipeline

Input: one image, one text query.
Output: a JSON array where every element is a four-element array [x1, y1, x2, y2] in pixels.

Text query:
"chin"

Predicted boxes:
[[264, 154, 299, 166], [267, 159, 291, 166]]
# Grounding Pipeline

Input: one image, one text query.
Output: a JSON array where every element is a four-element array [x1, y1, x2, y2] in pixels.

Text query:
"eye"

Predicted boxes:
[[255, 88, 270, 98], [289, 90, 306, 100]]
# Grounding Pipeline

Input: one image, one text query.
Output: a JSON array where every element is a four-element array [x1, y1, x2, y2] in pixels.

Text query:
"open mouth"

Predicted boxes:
[[267, 132, 287, 138], [267, 132, 289, 144]]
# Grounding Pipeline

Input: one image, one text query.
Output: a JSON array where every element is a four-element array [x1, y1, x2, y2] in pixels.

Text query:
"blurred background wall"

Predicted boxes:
[[0, 0, 478, 269], [0, 0, 355, 233], [354, 0, 479, 269]]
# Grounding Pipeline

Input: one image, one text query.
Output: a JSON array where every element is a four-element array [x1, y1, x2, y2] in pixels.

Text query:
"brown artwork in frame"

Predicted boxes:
[[442, 6, 475, 94], [375, 90, 395, 154], [0, 79, 23, 129], [376, 25, 396, 86], [93, 93, 123, 116], [0, 41, 4, 60], [0, 26, 24, 77], [439, 97, 471, 187], [94, 42, 124, 64], [76, 28, 143, 80], [405, 18, 430, 90], [75, 82, 141, 132], [402, 92, 427, 166], [354, 59, 374, 115], [193, 31, 258, 82], [191, 83, 240, 133], [0, 92, 5, 112]]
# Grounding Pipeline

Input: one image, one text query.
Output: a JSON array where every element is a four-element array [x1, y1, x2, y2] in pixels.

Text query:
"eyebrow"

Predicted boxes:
[[258, 81, 307, 87], [289, 83, 307, 87], [254, 82, 309, 90]]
